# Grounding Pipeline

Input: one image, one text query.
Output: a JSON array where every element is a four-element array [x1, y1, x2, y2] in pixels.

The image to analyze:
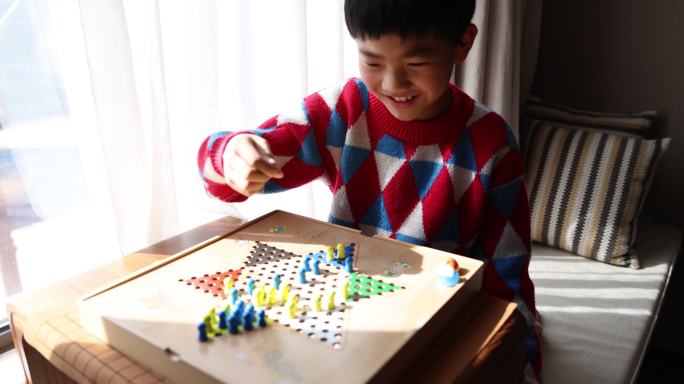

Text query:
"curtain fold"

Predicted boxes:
[[454, 0, 544, 137]]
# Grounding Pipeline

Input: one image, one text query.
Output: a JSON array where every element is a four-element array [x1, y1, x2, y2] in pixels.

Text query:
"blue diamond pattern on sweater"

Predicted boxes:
[[296, 130, 322, 167], [360, 195, 393, 233], [326, 110, 346, 148], [448, 131, 477, 171], [252, 127, 277, 136], [432, 210, 461, 244], [328, 215, 356, 229], [492, 255, 525, 293], [340, 146, 371, 183], [490, 179, 522, 219], [264, 180, 286, 193], [410, 160, 443, 200], [395, 232, 428, 245], [355, 79, 370, 111], [375, 135, 406, 159], [505, 123, 519, 149], [207, 131, 229, 151]]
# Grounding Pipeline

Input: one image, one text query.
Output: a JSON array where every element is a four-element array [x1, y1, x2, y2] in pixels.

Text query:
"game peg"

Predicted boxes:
[[326, 246, 335, 262], [197, 322, 209, 342], [207, 308, 219, 333], [327, 291, 336, 311], [247, 278, 256, 295], [288, 301, 298, 319], [273, 273, 282, 289], [344, 257, 353, 273], [203, 313, 215, 339], [228, 315, 240, 334], [255, 286, 267, 307], [298, 267, 307, 284], [224, 276, 234, 292], [314, 294, 323, 312], [243, 312, 254, 331], [218, 310, 228, 331], [230, 288, 239, 305], [257, 309, 267, 327], [287, 293, 300, 318], [312, 259, 321, 275], [342, 279, 350, 301], [245, 303, 255, 319], [336, 243, 345, 260], [269, 287, 279, 306], [234, 300, 245, 318], [303, 255, 312, 272], [280, 283, 291, 304]]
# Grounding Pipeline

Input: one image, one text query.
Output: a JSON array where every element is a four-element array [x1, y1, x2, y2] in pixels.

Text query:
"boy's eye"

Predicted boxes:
[[408, 62, 428, 67], [365, 62, 380, 68]]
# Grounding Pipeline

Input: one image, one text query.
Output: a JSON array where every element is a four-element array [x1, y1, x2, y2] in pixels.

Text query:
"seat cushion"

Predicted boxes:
[[529, 219, 681, 383]]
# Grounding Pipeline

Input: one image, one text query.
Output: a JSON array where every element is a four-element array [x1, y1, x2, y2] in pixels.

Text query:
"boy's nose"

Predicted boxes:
[[382, 68, 411, 92]]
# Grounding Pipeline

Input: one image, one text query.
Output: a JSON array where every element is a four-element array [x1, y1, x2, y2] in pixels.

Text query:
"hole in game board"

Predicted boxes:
[[320, 338, 327, 342]]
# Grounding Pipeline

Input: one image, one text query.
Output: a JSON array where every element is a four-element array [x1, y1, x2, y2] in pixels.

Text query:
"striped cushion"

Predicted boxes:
[[525, 123, 670, 268], [525, 96, 657, 138]]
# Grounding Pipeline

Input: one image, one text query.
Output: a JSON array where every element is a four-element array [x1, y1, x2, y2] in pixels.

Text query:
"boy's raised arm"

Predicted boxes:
[[197, 98, 330, 203]]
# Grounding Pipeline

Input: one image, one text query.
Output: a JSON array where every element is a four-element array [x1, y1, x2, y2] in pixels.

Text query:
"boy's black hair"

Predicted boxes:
[[344, 0, 476, 44]]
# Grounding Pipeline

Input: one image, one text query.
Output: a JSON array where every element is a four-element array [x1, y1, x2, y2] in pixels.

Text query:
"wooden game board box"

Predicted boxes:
[[78, 210, 484, 383]]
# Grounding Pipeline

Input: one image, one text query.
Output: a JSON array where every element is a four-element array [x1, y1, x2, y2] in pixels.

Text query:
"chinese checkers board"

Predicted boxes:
[[79, 210, 484, 383]]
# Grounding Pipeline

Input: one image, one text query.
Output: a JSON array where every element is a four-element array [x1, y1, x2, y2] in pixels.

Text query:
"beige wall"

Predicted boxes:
[[530, 0, 684, 228]]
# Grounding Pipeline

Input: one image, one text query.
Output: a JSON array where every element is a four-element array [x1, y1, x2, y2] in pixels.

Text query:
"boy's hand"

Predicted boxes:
[[223, 134, 284, 197]]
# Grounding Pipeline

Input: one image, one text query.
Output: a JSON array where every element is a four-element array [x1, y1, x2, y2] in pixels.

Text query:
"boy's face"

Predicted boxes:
[[356, 33, 460, 121]]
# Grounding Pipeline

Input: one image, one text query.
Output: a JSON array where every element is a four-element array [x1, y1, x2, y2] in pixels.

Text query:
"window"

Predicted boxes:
[[0, 0, 121, 336]]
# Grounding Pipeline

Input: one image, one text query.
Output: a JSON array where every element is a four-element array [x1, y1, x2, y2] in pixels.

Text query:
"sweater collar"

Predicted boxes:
[[366, 83, 474, 145]]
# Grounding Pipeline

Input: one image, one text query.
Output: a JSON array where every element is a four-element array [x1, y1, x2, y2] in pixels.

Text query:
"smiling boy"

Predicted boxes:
[[198, 0, 540, 381]]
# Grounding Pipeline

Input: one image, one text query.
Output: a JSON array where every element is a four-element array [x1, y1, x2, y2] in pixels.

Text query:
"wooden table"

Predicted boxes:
[[6, 216, 526, 384]]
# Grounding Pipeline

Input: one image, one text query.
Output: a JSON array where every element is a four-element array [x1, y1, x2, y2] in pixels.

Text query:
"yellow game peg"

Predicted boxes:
[[336, 243, 345, 260], [255, 286, 267, 307], [288, 293, 300, 319], [342, 279, 350, 301], [326, 245, 335, 262], [224, 276, 234, 292], [327, 291, 336, 311], [280, 283, 291, 305], [269, 287, 278, 306], [314, 294, 323, 312]]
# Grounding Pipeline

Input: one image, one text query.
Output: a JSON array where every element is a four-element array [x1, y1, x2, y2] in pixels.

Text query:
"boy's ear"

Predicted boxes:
[[454, 24, 478, 63]]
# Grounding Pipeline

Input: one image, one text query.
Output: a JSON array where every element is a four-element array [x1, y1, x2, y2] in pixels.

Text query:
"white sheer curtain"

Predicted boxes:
[[47, 0, 356, 254], [30, 0, 541, 255]]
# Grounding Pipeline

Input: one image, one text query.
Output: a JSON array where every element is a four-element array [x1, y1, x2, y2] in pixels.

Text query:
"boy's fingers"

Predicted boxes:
[[248, 136, 284, 179]]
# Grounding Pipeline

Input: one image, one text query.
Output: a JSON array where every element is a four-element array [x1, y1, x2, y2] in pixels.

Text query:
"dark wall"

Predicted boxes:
[[530, 1, 684, 355], [531, 0, 684, 227]]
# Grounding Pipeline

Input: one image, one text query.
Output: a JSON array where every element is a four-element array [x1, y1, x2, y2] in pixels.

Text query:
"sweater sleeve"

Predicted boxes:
[[197, 100, 330, 203], [476, 122, 541, 377]]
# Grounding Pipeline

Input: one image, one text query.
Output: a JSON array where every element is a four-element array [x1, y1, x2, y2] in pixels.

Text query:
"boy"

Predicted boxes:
[[198, 0, 540, 381]]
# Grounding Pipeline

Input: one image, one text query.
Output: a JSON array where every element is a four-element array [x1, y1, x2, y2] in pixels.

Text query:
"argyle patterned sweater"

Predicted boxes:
[[198, 78, 541, 377]]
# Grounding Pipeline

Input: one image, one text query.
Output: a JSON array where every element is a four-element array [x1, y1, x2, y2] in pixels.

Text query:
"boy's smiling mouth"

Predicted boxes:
[[384, 93, 418, 110], [390, 95, 415, 102]]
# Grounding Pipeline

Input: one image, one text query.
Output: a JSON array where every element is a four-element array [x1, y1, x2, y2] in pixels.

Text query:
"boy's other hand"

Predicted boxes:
[[223, 134, 284, 197]]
